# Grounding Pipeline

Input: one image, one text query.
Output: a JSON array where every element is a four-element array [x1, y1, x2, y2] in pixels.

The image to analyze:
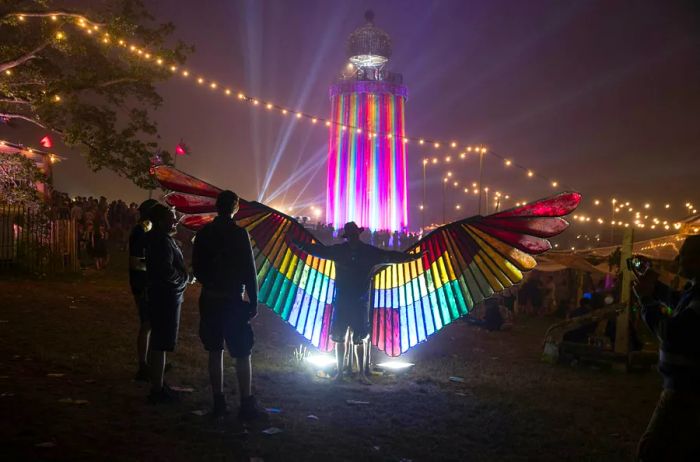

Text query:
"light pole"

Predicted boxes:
[[422, 159, 427, 231], [442, 177, 447, 224], [477, 150, 484, 214], [610, 198, 617, 245]]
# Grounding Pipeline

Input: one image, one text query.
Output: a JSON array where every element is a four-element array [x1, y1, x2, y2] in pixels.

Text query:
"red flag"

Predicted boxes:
[[40, 135, 52, 148]]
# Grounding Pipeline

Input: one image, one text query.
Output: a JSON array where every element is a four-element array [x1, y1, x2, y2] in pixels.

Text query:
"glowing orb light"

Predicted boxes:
[[305, 354, 337, 369], [377, 361, 414, 371]]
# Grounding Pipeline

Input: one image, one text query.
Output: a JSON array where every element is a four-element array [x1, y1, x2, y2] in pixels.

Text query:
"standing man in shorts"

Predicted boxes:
[[292, 222, 421, 384], [145, 204, 189, 404], [192, 191, 261, 420], [128, 199, 158, 381]]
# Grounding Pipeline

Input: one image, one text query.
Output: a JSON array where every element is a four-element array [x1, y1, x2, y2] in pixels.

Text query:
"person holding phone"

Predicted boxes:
[[632, 235, 700, 461]]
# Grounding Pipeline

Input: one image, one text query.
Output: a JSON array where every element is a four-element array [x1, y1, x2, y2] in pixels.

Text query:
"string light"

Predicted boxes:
[[10, 13, 699, 213]]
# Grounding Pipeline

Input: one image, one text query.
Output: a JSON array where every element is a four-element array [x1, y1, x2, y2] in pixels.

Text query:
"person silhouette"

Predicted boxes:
[[292, 222, 422, 383]]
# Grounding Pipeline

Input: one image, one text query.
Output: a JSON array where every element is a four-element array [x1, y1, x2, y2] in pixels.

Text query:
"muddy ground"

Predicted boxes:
[[0, 265, 660, 461]]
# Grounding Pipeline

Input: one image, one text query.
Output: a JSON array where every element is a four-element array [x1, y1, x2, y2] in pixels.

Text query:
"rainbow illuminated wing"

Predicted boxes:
[[154, 166, 337, 352], [371, 192, 581, 356]]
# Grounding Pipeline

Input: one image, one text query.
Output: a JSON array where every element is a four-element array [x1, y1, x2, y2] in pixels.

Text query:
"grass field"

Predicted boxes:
[[0, 265, 660, 461]]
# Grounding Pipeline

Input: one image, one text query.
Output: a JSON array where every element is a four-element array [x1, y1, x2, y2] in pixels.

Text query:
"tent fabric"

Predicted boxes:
[[575, 234, 690, 261], [535, 252, 609, 273]]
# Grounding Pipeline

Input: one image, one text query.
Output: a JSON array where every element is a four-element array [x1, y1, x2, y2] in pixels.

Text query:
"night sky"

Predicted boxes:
[[3, 0, 699, 238]]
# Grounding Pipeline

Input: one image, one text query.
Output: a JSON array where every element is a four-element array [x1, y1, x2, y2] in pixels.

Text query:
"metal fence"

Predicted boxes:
[[0, 205, 79, 274]]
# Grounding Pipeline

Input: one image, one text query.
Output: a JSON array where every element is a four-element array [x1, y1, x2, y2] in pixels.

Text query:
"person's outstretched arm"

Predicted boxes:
[[290, 238, 337, 260]]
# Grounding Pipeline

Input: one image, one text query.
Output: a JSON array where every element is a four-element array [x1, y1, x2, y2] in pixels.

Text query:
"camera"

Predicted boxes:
[[626, 255, 651, 275]]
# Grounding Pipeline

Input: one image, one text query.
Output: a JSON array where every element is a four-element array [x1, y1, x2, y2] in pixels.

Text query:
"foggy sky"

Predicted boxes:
[[2, 0, 699, 237]]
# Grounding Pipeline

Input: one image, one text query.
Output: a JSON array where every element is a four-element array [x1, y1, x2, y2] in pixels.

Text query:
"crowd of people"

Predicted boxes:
[[48, 191, 148, 270], [311, 222, 420, 250]]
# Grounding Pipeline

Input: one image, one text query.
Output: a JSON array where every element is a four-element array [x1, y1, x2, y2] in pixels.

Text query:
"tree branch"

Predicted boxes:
[[0, 98, 31, 105], [0, 112, 47, 129], [96, 78, 139, 88], [0, 40, 51, 73]]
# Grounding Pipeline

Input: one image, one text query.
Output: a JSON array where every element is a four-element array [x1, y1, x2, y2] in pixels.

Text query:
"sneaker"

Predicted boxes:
[[134, 366, 150, 382], [212, 393, 228, 418], [147, 385, 179, 405], [238, 395, 263, 422]]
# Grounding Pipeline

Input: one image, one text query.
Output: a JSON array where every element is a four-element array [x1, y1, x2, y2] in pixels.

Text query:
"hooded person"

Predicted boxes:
[[292, 222, 422, 384]]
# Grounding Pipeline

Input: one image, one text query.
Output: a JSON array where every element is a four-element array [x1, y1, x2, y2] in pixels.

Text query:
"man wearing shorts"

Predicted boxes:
[[192, 191, 261, 420], [293, 222, 420, 384], [145, 204, 189, 404], [128, 199, 158, 381]]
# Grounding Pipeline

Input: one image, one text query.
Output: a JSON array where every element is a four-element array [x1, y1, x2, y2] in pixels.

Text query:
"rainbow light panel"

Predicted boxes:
[[327, 82, 408, 232]]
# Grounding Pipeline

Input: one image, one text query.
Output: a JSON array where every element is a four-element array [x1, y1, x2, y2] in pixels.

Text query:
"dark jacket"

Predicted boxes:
[[192, 216, 258, 304], [641, 281, 700, 391], [128, 224, 148, 294], [145, 231, 188, 305]]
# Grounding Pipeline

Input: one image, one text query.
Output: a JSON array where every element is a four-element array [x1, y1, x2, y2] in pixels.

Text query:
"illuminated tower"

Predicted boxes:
[[326, 10, 408, 232]]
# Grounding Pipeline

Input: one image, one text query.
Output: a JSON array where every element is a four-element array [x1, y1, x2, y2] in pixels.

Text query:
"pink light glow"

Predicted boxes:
[[326, 81, 408, 231]]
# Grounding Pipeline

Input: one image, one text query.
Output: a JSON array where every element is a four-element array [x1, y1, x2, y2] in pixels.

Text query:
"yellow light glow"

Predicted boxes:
[[446, 171, 452, 177], [480, 147, 487, 153], [551, 181, 558, 187], [156, 58, 163, 65], [445, 156, 451, 162], [594, 200, 600, 205], [423, 159, 428, 165], [170, 65, 177, 72], [432, 158, 438, 164], [51, 15, 58, 21], [505, 159, 511, 166], [312, 118, 317, 123], [296, 112, 302, 118], [460, 153, 466, 159], [665, 204, 670, 208], [144, 53, 151, 59], [527, 171, 534, 177], [434, 142, 440, 148], [225, 89, 231, 95], [644, 203, 650, 209], [282, 109, 288, 114], [419, 139, 425, 145], [182, 70, 189, 77], [252, 99, 259, 105], [210, 82, 217, 89], [325, 120, 330, 126], [451, 141, 457, 148], [237, 92, 245, 99], [55, 32, 64, 40], [53, 95, 61, 102], [197, 77, 204, 84]]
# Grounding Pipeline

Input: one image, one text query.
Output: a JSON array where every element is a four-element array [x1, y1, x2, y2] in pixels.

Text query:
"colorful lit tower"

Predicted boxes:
[[326, 10, 408, 232]]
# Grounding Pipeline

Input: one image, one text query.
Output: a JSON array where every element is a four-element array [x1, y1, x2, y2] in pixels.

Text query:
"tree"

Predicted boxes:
[[0, 152, 46, 207], [0, 0, 191, 188]]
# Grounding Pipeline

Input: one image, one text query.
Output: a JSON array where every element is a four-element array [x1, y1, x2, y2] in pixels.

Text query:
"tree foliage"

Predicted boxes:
[[0, 152, 46, 207], [0, 0, 191, 188]]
